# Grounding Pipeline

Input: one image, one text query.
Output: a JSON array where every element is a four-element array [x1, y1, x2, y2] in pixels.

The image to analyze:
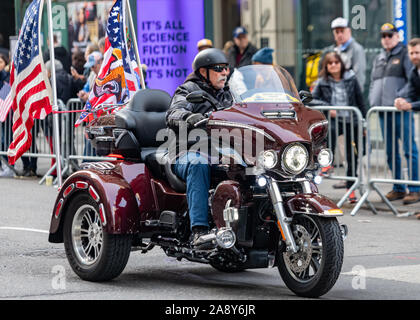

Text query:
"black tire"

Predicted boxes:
[[277, 215, 344, 298], [63, 192, 132, 282]]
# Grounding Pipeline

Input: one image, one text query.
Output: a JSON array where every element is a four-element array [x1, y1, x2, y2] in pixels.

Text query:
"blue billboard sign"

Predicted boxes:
[[137, 0, 205, 95], [393, 0, 408, 44]]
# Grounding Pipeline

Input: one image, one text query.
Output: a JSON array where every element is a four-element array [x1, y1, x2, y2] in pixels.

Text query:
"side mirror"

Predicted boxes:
[[299, 90, 313, 104], [186, 91, 207, 104]]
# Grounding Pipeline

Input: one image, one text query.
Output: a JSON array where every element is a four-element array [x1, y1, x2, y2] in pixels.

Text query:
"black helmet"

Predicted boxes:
[[192, 48, 228, 72]]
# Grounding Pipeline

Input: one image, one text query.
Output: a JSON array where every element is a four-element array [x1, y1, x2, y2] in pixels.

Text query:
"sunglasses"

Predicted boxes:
[[210, 65, 229, 72], [327, 60, 340, 66], [381, 33, 394, 39]]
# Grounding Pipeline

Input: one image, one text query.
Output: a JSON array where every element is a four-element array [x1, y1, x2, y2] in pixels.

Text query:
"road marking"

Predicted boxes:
[[0, 227, 49, 234], [343, 264, 420, 284]]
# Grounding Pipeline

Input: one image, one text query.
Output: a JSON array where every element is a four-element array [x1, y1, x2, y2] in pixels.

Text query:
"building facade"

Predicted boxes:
[[8, 0, 420, 92], [213, 0, 418, 90]]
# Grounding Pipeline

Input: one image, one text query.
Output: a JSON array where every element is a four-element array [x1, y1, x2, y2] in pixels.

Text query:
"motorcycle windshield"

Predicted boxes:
[[229, 65, 301, 104]]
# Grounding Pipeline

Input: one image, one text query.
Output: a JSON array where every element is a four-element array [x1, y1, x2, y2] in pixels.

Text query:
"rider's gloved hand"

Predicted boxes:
[[185, 113, 206, 129]]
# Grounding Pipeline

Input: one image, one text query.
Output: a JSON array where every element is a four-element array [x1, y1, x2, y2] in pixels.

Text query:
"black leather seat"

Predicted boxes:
[[115, 89, 186, 193], [115, 89, 171, 148]]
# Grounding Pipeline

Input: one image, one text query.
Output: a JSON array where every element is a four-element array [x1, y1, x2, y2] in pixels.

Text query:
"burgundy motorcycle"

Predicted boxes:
[[48, 65, 346, 298]]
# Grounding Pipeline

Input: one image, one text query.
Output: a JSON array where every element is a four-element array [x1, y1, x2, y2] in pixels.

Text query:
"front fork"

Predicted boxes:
[[266, 178, 299, 254]]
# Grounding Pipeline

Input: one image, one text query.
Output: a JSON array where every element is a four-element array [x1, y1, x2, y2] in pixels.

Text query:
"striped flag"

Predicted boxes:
[[0, 83, 12, 122], [7, 0, 52, 165], [75, 0, 141, 127]]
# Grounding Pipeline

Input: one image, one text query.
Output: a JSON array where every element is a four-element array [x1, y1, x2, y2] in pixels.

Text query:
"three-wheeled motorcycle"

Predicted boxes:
[[48, 65, 347, 298]]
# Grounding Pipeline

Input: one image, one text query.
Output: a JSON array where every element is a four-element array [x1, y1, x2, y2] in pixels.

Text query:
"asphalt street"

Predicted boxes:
[[1, 160, 420, 300]]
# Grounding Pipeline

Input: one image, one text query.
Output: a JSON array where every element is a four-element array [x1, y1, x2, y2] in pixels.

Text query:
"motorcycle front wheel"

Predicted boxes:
[[63, 192, 132, 282], [277, 214, 344, 298]]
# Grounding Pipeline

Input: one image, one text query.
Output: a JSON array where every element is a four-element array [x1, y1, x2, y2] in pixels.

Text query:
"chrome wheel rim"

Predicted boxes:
[[72, 204, 103, 266], [283, 215, 322, 284]]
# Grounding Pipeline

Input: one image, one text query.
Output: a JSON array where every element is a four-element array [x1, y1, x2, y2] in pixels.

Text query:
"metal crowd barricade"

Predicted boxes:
[[0, 98, 119, 184], [352, 107, 420, 217], [310, 106, 377, 212], [0, 100, 66, 182]]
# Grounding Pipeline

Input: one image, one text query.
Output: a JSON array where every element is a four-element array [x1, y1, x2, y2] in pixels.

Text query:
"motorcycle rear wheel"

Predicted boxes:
[[63, 192, 132, 282], [277, 215, 343, 298]]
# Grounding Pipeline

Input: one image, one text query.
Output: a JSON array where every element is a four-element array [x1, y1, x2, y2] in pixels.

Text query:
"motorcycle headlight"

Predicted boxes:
[[261, 150, 278, 170], [317, 149, 333, 168], [282, 143, 309, 175]]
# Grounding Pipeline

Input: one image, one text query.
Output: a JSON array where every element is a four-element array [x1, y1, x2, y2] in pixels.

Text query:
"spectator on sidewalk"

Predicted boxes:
[[0, 54, 9, 82], [77, 51, 103, 103], [320, 17, 366, 91], [98, 37, 106, 55], [223, 40, 234, 56], [394, 37, 420, 210], [252, 47, 274, 65], [395, 38, 420, 112], [312, 51, 367, 203], [369, 23, 420, 204], [226, 27, 258, 69], [197, 39, 213, 52], [44, 34, 72, 74]]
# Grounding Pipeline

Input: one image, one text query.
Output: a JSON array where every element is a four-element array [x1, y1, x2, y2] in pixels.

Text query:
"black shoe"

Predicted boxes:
[[19, 168, 37, 179], [190, 226, 216, 250]]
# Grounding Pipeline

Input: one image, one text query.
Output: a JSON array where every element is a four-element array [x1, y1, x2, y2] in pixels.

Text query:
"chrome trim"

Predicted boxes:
[[281, 143, 309, 175], [266, 178, 299, 253], [261, 110, 297, 120], [302, 180, 312, 194], [95, 136, 115, 142], [208, 120, 276, 142], [308, 120, 328, 138]]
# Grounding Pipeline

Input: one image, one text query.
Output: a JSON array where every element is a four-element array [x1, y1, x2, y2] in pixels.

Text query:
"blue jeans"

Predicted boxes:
[[379, 112, 420, 193], [173, 152, 210, 230]]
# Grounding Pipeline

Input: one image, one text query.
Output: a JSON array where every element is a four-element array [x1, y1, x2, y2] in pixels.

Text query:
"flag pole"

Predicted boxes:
[[125, 0, 146, 89], [46, 0, 63, 187]]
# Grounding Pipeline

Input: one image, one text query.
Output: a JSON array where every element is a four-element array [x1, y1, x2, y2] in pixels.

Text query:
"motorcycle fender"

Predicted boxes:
[[286, 194, 343, 217], [49, 169, 140, 243]]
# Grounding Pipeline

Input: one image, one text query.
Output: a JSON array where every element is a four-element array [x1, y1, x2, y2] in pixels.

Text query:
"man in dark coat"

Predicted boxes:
[[395, 38, 420, 112], [369, 23, 419, 204], [226, 27, 258, 69], [166, 48, 233, 249], [395, 38, 420, 209]]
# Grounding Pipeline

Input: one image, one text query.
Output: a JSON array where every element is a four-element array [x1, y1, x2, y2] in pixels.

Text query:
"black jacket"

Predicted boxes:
[[55, 69, 83, 105], [44, 46, 72, 74], [312, 71, 367, 119], [400, 66, 420, 111], [226, 43, 258, 69], [166, 72, 233, 129], [0, 70, 9, 89]]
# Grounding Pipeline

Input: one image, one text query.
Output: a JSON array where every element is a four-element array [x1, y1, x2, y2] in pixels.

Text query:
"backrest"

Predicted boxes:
[[115, 89, 171, 148]]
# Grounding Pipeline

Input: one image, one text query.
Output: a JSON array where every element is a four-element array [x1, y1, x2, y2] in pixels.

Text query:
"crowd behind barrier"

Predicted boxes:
[[1, 18, 420, 218], [1, 98, 419, 217]]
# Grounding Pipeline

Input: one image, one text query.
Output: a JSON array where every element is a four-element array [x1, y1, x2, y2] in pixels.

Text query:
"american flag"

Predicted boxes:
[[75, 0, 140, 127], [0, 83, 12, 122], [7, 0, 52, 165]]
